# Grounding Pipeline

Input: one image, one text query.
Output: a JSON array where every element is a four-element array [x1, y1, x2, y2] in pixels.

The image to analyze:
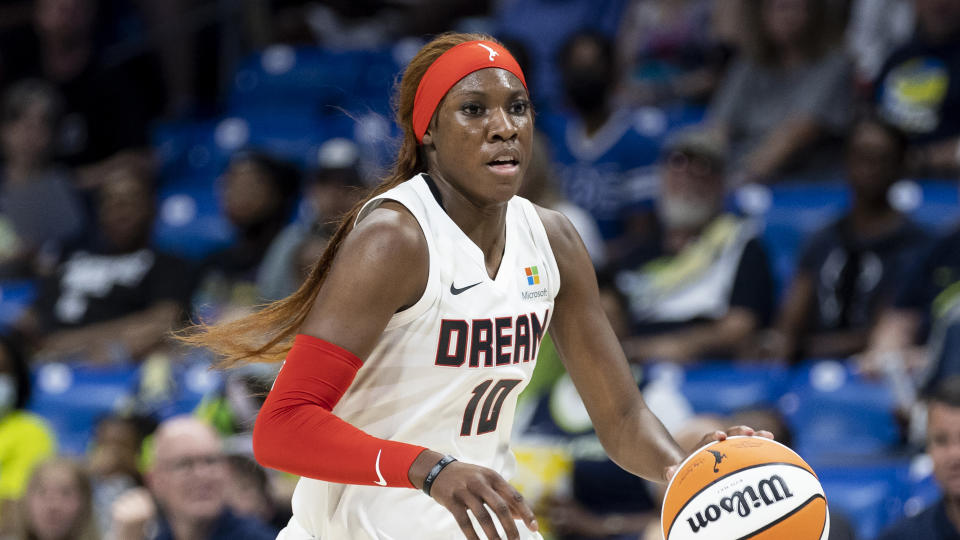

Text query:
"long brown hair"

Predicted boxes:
[[179, 32, 499, 366]]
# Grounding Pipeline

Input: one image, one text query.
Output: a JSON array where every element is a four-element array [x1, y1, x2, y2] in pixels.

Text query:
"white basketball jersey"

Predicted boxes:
[[283, 174, 559, 539]]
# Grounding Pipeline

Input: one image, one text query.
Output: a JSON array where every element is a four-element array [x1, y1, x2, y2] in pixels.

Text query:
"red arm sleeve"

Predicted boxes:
[[252, 334, 427, 487]]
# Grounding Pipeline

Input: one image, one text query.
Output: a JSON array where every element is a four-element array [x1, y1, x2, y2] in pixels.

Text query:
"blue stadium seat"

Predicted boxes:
[[780, 360, 901, 461], [137, 351, 222, 421], [27, 362, 141, 456], [744, 179, 959, 296], [902, 180, 959, 232], [676, 362, 790, 416], [753, 182, 848, 292], [154, 181, 233, 261], [240, 110, 357, 169], [152, 119, 200, 182], [0, 280, 37, 332], [155, 110, 363, 189], [170, 358, 223, 417], [899, 453, 942, 522], [228, 46, 401, 115], [816, 458, 909, 540], [151, 118, 226, 186]]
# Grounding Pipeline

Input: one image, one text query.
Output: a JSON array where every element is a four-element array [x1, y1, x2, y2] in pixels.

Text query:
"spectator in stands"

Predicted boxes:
[[611, 129, 774, 363], [223, 454, 291, 532], [0, 334, 55, 535], [11, 458, 99, 540], [17, 159, 195, 363], [874, 0, 960, 177], [758, 116, 931, 362], [615, 0, 731, 107], [846, 0, 915, 85], [88, 415, 147, 489], [0, 79, 87, 279], [257, 139, 363, 301], [194, 151, 299, 321], [541, 30, 664, 244], [709, 0, 854, 184], [495, 0, 627, 109], [87, 414, 153, 534], [299, 1, 494, 49], [925, 302, 960, 401], [0, 0, 156, 168], [877, 376, 960, 540], [860, 214, 960, 389], [109, 416, 276, 540]]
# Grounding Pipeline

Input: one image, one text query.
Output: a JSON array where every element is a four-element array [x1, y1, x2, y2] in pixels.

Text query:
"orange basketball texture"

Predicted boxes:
[[661, 436, 829, 540]]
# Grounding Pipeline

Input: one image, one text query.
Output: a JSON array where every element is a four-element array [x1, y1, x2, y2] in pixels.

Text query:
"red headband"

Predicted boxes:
[[412, 40, 528, 143]]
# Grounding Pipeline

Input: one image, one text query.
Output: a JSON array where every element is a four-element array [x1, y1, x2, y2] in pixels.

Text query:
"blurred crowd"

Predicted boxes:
[[0, 0, 958, 539]]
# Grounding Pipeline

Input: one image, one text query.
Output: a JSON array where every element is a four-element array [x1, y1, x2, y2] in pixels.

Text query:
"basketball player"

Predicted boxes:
[[184, 33, 770, 540]]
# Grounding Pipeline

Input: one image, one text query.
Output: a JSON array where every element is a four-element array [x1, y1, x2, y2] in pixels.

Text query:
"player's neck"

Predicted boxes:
[[452, 204, 508, 278], [427, 171, 508, 275]]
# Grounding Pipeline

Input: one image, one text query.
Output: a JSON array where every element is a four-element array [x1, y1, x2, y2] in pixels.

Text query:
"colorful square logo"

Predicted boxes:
[[524, 266, 540, 285]]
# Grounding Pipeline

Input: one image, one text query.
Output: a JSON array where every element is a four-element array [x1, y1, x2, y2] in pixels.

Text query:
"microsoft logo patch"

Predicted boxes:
[[524, 266, 540, 285]]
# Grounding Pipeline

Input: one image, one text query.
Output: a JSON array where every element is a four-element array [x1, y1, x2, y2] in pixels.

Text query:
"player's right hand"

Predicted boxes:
[[428, 460, 538, 540]]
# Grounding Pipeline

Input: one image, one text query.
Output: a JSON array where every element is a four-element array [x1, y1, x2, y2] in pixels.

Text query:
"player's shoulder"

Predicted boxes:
[[346, 200, 428, 265], [533, 204, 582, 257]]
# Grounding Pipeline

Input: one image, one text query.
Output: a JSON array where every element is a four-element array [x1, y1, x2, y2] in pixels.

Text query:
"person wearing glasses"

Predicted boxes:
[[109, 416, 277, 540], [609, 128, 775, 364]]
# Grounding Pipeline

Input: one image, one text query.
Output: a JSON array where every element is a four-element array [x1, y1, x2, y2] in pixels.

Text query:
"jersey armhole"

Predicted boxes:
[[357, 195, 441, 330], [517, 198, 562, 301]]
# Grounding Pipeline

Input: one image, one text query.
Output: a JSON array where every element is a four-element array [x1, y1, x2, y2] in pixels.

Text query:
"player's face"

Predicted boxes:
[[425, 68, 533, 206], [927, 402, 960, 498]]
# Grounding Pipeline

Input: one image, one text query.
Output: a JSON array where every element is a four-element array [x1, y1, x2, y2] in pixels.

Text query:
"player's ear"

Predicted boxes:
[[421, 130, 434, 147]]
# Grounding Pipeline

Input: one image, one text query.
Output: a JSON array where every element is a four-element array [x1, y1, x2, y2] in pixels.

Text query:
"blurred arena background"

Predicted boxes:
[[0, 0, 958, 538]]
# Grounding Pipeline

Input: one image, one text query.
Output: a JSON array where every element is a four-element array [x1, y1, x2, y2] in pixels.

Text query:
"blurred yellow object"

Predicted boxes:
[[0, 411, 55, 500], [511, 443, 573, 538]]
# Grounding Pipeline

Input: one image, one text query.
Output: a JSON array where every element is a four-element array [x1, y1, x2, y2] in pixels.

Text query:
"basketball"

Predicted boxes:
[[661, 436, 829, 540]]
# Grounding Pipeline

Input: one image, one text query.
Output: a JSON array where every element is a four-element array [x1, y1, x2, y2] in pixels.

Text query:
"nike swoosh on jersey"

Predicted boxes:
[[450, 281, 482, 295], [374, 449, 387, 486]]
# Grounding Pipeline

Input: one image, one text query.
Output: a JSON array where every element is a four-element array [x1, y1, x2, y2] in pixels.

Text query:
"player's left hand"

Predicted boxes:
[[663, 426, 774, 483]]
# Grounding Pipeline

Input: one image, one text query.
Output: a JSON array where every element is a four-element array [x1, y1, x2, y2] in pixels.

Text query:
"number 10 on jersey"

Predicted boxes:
[[460, 379, 522, 436]]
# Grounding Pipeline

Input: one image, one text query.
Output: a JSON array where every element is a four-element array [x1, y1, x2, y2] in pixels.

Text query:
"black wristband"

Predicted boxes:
[[422, 455, 457, 497]]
